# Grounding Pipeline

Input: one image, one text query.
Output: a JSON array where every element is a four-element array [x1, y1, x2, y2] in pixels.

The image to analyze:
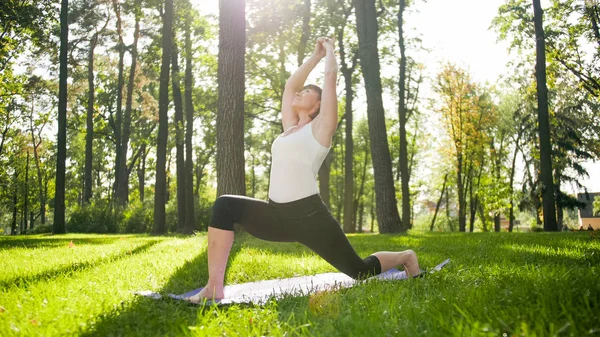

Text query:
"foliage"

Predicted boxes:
[[594, 196, 600, 217], [67, 202, 120, 233]]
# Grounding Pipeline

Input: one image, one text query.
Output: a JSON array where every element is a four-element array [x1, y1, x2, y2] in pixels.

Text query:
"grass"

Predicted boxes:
[[0, 231, 599, 336]]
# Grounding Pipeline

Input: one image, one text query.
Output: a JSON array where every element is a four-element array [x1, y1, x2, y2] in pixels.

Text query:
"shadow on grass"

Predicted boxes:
[[0, 240, 162, 289], [0, 234, 141, 250], [79, 235, 247, 337]]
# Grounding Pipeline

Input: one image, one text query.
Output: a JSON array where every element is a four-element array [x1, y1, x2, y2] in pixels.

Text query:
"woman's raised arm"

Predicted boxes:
[[281, 40, 325, 130], [312, 38, 338, 147]]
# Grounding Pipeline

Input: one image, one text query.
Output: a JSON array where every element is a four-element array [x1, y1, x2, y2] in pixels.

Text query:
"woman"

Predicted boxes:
[[188, 37, 420, 302]]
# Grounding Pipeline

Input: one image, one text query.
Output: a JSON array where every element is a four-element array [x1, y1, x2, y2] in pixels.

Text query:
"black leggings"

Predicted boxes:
[[209, 194, 382, 280]]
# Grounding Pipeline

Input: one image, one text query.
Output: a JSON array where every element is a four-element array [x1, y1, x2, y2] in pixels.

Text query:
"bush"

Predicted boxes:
[[165, 194, 215, 233], [30, 224, 53, 234], [122, 200, 153, 233], [67, 202, 120, 233]]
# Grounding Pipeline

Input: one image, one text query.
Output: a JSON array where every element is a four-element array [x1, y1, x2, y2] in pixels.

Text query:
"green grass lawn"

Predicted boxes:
[[0, 231, 599, 336]]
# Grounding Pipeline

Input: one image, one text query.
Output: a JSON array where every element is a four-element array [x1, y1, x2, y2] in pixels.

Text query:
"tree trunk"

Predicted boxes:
[[354, 137, 369, 228], [183, 10, 196, 234], [53, 0, 68, 234], [354, 0, 403, 233], [30, 102, 46, 225], [11, 169, 18, 235], [23, 151, 29, 232], [397, 0, 411, 231], [85, 32, 98, 204], [532, 0, 558, 231], [318, 153, 333, 207], [112, 0, 126, 204], [216, 0, 246, 197], [339, 18, 358, 234], [430, 173, 448, 231], [508, 132, 522, 232], [358, 200, 364, 233], [138, 143, 146, 202], [172, 40, 186, 232], [153, 0, 174, 235], [116, 0, 141, 206]]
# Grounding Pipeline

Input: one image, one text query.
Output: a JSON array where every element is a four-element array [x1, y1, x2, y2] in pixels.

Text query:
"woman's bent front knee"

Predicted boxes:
[[209, 195, 238, 231]]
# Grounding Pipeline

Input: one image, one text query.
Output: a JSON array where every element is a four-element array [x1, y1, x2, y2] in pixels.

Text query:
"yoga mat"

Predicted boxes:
[[136, 259, 450, 305]]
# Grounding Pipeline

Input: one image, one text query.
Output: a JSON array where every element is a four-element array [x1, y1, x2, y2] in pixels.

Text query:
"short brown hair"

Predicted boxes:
[[304, 84, 322, 118]]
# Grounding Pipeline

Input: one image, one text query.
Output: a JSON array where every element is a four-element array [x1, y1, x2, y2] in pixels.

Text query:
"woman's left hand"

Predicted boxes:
[[322, 37, 336, 54]]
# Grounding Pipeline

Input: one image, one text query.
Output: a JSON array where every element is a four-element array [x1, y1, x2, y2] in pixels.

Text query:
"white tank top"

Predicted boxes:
[[269, 122, 330, 202]]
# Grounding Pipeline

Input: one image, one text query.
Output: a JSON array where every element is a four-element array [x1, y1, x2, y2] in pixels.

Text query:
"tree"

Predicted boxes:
[[53, 0, 69, 234], [354, 0, 403, 233], [115, 0, 142, 206], [532, 0, 558, 231], [217, 0, 246, 197], [153, 0, 174, 235], [594, 196, 600, 216], [397, 0, 410, 230], [183, 1, 197, 234]]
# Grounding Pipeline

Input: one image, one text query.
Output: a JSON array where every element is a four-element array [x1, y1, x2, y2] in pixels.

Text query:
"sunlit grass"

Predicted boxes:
[[0, 232, 599, 336]]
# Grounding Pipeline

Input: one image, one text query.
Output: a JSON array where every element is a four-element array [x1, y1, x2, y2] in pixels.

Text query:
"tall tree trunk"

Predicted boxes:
[[112, 0, 126, 204], [116, 0, 141, 206], [339, 14, 358, 234], [23, 151, 29, 232], [138, 143, 146, 202], [216, 0, 246, 197], [172, 40, 186, 232], [85, 32, 98, 204], [457, 153, 466, 231], [153, 0, 174, 235], [11, 169, 18, 235], [532, 0, 557, 231], [430, 173, 448, 231], [508, 134, 522, 232], [183, 9, 196, 234], [397, 0, 411, 231], [354, 0, 403, 233], [318, 153, 333, 207], [353, 145, 369, 229], [30, 101, 46, 225], [53, 0, 68, 234]]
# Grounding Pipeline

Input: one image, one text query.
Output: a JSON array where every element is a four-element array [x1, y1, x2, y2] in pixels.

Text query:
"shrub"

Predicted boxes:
[[67, 202, 119, 233], [30, 224, 53, 234], [122, 200, 153, 233]]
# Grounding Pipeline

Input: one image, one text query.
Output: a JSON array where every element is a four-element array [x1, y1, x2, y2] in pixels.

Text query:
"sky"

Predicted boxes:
[[195, 0, 599, 194]]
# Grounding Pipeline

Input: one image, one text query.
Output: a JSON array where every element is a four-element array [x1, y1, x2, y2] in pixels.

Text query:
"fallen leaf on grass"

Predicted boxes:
[[68, 241, 75, 248], [0, 306, 5, 313]]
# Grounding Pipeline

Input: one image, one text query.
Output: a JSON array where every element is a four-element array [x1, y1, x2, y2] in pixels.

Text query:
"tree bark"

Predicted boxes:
[[11, 169, 18, 235], [112, 0, 126, 204], [84, 32, 98, 204], [116, 0, 141, 206], [397, 0, 411, 231], [217, 0, 246, 197], [23, 151, 29, 232], [153, 0, 174, 235], [339, 21, 357, 233], [354, 0, 403, 233], [172, 40, 186, 232], [30, 99, 47, 225], [53, 0, 68, 234], [532, 0, 558, 231], [508, 131, 523, 232], [183, 10, 196, 234], [430, 173, 448, 231]]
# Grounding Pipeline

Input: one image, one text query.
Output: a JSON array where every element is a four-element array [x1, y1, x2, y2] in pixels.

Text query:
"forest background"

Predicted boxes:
[[1, 0, 599, 236]]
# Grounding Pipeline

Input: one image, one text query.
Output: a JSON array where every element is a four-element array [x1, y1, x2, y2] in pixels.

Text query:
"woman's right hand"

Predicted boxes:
[[312, 38, 327, 59]]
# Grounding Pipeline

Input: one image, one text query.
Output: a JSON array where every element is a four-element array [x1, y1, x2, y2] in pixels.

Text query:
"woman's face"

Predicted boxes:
[[292, 88, 320, 113]]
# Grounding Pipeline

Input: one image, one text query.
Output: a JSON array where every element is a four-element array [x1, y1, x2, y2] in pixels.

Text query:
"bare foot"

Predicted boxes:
[[186, 286, 224, 303]]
